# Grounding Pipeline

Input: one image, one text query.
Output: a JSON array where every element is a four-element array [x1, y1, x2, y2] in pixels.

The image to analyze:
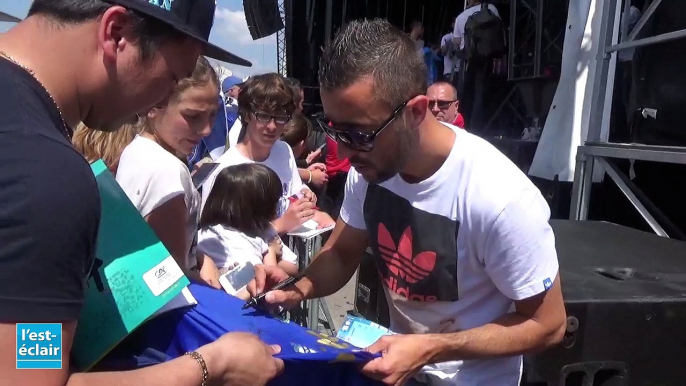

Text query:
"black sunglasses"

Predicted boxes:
[[253, 110, 291, 126], [314, 99, 411, 152]]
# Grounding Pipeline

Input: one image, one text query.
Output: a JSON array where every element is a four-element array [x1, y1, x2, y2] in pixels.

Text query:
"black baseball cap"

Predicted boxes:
[[101, 0, 252, 67]]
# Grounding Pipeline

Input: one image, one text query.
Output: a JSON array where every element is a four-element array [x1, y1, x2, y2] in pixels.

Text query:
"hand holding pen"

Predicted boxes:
[[245, 265, 306, 311]]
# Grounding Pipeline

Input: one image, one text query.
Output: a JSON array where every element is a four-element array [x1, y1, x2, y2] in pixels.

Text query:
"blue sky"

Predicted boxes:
[[0, 0, 277, 78]]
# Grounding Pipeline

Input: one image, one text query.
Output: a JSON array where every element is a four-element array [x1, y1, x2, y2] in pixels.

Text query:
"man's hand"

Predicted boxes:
[[202, 332, 284, 386], [360, 335, 433, 386], [246, 264, 304, 310]]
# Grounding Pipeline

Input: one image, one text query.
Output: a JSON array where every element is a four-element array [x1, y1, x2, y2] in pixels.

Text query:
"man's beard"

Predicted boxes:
[[355, 120, 415, 184]]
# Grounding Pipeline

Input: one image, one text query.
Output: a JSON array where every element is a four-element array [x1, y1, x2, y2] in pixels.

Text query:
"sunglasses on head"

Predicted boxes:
[[314, 98, 412, 152]]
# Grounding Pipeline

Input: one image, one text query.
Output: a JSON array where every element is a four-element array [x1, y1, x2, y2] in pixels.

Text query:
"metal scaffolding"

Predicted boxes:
[[276, 0, 288, 76], [570, 0, 686, 238]]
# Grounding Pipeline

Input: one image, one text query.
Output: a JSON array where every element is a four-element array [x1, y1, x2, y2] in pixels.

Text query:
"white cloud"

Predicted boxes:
[[209, 6, 278, 76], [214, 8, 277, 46]]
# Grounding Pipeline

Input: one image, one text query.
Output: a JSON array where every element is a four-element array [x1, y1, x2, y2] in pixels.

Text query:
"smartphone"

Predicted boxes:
[[191, 162, 219, 188], [219, 261, 255, 295]]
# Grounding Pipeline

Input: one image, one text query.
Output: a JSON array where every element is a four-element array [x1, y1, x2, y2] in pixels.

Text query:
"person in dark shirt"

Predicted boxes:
[[0, 1, 283, 386]]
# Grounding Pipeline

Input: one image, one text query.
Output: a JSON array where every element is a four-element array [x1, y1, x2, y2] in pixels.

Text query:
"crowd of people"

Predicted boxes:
[[410, 0, 506, 131], [0, 1, 566, 386]]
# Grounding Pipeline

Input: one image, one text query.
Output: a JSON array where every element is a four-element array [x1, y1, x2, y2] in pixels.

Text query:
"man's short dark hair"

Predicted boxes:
[[199, 164, 282, 236], [319, 19, 427, 109], [28, 0, 185, 61], [287, 77, 303, 106], [429, 81, 458, 100], [237, 73, 296, 123]]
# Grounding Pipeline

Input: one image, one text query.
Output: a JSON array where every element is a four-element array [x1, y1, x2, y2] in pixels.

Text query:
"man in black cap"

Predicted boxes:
[[0, 1, 283, 386]]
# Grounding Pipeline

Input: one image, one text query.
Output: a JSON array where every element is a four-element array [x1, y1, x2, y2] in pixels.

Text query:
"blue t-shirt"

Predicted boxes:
[[187, 95, 235, 167]]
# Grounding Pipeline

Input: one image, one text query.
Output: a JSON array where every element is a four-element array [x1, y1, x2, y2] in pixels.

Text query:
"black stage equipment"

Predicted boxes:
[[354, 220, 686, 386], [353, 247, 390, 327], [243, 0, 284, 40], [523, 220, 686, 386], [630, 0, 686, 146]]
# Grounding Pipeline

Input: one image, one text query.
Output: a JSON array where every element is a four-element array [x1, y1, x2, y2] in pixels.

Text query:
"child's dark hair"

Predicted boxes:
[[199, 164, 283, 236], [281, 113, 312, 147]]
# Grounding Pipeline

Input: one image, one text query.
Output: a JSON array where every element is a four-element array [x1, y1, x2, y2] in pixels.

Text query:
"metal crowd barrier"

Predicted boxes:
[[285, 231, 336, 335]]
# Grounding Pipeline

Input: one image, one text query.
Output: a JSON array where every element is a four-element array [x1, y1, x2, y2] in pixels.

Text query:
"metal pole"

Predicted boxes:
[[586, 0, 619, 143], [508, 0, 517, 80], [595, 158, 669, 237], [570, 150, 587, 220], [626, 0, 663, 42], [325, 0, 333, 44], [534, 0, 543, 77]]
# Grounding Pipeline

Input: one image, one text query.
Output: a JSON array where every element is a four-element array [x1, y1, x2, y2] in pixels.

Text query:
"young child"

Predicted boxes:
[[197, 163, 299, 298], [282, 113, 328, 188]]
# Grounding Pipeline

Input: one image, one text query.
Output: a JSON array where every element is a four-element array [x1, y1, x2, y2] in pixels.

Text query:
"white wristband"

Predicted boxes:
[[307, 169, 312, 184]]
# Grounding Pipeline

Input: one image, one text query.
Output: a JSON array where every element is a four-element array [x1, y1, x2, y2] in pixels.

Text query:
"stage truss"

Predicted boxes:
[[570, 0, 686, 239], [276, 0, 288, 76]]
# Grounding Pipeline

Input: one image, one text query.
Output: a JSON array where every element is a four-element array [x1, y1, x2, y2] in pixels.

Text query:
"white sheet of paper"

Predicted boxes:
[[287, 219, 334, 238]]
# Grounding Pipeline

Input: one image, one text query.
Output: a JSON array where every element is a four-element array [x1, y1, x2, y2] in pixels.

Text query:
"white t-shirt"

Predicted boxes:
[[117, 135, 201, 269], [197, 225, 298, 270], [116, 135, 201, 313], [227, 117, 243, 149], [201, 141, 306, 217], [454, 3, 501, 50], [441, 33, 460, 75], [340, 124, 559, 385]]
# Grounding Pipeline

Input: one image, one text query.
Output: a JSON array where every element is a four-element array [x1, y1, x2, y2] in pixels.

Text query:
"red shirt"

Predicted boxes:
[[325, 136, 351, 176], [453, 113, 465, 129]]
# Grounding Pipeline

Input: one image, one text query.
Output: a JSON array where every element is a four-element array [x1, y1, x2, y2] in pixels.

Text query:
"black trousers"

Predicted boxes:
[[458, 60, 492, 131]]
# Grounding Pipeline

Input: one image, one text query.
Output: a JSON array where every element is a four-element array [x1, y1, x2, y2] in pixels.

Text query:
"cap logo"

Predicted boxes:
[[148, 0, 174, 11]]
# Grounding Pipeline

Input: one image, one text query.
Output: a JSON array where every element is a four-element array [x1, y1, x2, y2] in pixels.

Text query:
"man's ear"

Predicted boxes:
[[98, 6, 131, 63], [408, 95, 429, 128]]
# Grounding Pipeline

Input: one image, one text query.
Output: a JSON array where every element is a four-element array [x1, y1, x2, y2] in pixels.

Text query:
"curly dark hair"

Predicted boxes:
[[237, 73, 297, 124]]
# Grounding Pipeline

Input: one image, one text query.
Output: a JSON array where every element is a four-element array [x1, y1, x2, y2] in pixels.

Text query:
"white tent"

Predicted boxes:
[[528, 0, 621, 182]]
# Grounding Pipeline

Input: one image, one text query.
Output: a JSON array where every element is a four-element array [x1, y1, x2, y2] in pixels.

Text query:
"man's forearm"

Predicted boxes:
[[297, 245, 360, 300], [67, 354, 206, 386], [423, 312, 565, 364]]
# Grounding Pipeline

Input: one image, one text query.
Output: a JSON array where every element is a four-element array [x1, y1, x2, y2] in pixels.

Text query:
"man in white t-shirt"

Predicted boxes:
[[440, 22, 460, 82], [202, 73, 335, 234], [249, 19, 566, 386], [452, 0, 501, 130], [453, 1, 500, 50]]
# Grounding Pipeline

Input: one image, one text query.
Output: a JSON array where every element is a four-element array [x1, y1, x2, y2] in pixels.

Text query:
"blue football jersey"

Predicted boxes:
[[98, 283, 382, 386]]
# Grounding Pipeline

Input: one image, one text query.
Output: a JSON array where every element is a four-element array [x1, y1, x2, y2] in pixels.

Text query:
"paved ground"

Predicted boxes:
[[323, 270, 358, 332]]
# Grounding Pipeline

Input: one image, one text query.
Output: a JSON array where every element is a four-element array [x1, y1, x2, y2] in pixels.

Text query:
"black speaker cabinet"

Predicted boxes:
[[523, 220, 686, 386], [354, 247, 390, 328], [243, 0, 284, 40]]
